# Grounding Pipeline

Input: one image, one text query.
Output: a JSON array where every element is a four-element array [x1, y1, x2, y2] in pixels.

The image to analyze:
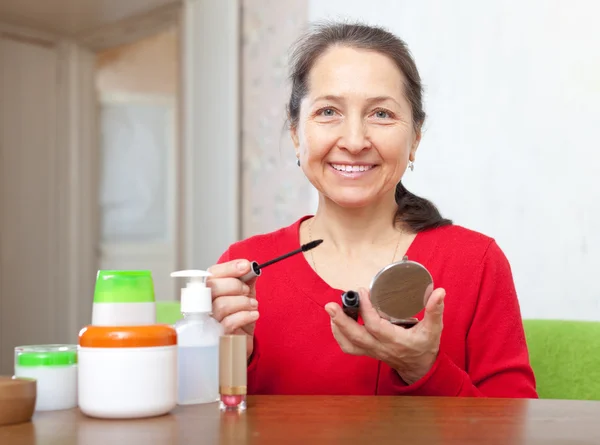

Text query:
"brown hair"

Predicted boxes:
[[287, 21, 452, 232]]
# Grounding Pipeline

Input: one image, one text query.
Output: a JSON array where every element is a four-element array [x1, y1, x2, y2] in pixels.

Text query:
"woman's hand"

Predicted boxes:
[[324, 287, 446, 385], [207, 260, 259, 360]]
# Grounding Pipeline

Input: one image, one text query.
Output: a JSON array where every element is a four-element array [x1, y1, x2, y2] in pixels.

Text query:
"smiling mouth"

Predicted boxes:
[[330, 164, 377, 172]]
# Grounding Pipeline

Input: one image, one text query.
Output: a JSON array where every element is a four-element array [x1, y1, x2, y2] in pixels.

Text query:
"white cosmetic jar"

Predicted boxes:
[[14, 344, 78, 411], [78, 325, 177, 419]]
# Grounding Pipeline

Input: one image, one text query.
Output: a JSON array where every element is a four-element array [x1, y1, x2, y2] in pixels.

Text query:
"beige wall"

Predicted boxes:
[[241, 0, 314, 238], [95, 26, 178, 95]]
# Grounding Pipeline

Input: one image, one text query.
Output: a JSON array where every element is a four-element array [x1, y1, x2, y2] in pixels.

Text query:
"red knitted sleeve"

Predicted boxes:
[[379, 240, 538, 398]]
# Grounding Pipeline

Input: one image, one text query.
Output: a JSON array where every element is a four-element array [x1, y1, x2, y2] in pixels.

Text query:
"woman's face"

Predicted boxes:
[[291, 46, 420, 209]]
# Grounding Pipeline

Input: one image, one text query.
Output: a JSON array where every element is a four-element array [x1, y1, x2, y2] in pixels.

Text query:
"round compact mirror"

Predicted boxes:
[[368, 256, 433, 328]]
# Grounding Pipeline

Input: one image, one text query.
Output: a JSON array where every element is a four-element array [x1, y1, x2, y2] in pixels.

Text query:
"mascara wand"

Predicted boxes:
[[240, 239, 324, 282]]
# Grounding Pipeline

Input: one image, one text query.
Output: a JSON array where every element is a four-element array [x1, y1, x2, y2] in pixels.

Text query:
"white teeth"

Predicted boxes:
[[331, 164, 374, 172]]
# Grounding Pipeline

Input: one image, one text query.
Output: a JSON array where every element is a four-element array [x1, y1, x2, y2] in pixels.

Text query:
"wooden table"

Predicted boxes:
[[1, 396, 600, 444]]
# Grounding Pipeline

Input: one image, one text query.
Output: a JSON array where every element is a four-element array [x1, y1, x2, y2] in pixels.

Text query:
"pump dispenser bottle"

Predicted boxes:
[[171, 270, 223, 405]]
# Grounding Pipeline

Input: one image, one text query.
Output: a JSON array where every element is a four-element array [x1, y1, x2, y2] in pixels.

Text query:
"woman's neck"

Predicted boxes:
[[308, 192, 403, 257]]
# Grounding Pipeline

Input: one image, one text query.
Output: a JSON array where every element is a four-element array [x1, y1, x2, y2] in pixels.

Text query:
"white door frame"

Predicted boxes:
[[56, 40, 99, 338], [182, 0, 241, 269]]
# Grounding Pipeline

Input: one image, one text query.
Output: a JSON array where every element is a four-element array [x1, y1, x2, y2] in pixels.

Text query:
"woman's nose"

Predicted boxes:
[[338, 118, 371, 154]]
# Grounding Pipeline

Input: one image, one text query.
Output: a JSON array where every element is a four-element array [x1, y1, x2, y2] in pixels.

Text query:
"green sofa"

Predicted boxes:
[[155, 302, 598, 401], [523, 319, 600, 401]]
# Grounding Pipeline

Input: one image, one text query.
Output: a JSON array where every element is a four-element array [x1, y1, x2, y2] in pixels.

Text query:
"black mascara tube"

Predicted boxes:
[[341, 290, 360, 321]]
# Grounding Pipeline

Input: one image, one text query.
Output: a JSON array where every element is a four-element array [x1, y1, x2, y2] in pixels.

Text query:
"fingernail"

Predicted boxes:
[[325, 306, 335, 318], [250, 299, 258, 309], [237, 261, 247, 271], [250, 311, 259, 319]]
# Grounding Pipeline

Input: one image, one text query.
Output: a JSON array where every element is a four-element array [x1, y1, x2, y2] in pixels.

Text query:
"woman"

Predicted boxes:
[[208, 21, 537, 398]]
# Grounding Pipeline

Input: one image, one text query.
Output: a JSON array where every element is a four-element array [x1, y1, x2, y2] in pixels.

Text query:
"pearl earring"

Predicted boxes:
[[296, 158, 301, 167], [408, 161, 414, 171]]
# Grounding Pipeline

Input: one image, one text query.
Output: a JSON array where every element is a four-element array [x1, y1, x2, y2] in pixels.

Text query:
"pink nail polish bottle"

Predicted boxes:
[[219, 335, 247, 412]]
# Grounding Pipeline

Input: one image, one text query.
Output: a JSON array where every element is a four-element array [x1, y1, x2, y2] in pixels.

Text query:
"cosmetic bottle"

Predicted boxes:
[[219, 335, 247, 412], [171, 270, 223, 405]]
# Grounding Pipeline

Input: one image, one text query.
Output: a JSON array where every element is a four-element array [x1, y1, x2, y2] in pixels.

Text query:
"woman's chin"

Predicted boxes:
[[325, 193, 380, 210]]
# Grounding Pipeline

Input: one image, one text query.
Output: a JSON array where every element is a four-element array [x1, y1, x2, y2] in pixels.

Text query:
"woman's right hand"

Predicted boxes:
[[207, 259, 259, 360]]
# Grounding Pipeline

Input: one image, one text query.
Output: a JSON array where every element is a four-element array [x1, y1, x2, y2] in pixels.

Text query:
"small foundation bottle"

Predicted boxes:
[[219, 335, 247, 412]]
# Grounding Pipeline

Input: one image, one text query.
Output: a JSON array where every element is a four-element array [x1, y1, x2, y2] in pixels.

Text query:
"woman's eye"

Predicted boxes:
[[375, 110, 389, 119], [321, 108, 335, 116]]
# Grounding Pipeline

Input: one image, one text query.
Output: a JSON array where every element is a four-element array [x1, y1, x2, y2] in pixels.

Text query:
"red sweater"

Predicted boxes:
[[217, 216, 538, 398]]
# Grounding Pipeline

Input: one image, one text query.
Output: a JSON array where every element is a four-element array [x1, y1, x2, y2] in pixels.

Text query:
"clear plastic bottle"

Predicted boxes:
[[171, 270, 224, 405]]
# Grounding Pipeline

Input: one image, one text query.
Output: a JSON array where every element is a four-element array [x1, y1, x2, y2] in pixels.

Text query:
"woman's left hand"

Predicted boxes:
[[324, 287, 446, 385]]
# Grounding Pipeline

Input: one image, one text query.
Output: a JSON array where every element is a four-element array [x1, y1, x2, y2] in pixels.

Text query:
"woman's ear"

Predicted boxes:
[[409, 126, 422, 162], [290, 125, 300, 149]]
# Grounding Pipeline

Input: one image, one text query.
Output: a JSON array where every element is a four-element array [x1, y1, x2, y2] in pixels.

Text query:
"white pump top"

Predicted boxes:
[[170, 270, 212, 314]]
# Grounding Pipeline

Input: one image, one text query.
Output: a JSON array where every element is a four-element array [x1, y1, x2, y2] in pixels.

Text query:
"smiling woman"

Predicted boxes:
[[290, 44, 428, 214], [207, 21, 538, 399]]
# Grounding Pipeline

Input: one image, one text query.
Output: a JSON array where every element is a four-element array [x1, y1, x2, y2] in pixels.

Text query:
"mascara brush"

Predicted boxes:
[[240, 239, 324, 283]]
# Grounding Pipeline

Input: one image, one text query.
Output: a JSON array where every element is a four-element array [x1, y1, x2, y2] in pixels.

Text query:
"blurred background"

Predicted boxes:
[[0, 0, 598, 374]]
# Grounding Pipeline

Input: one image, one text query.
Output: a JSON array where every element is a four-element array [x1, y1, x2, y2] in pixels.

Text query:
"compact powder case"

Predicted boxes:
[[368, 256, 434, 328]]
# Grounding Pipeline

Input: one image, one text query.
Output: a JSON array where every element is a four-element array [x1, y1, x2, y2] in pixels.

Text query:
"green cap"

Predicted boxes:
[[15, 345, 77, 367], [94, 270, 155, 303]]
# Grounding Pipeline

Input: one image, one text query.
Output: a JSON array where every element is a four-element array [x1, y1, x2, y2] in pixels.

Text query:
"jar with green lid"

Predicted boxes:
[[14, 344, 78, 411], [92, 270, 156, 326]]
